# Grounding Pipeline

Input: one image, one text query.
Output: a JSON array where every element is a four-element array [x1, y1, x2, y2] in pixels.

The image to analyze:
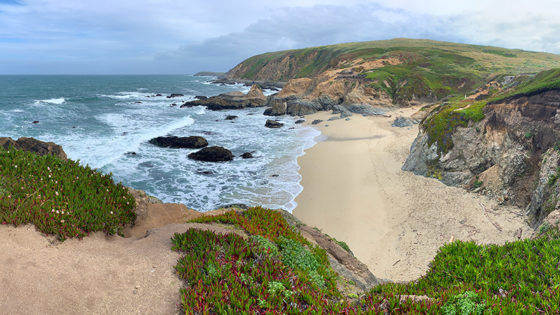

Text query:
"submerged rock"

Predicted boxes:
[[149, 136, 208, 149], [225, 115, 238, 120], [241, 152, 254, 159], [188, 146, 233, 162], [167, 93, 184, 98]]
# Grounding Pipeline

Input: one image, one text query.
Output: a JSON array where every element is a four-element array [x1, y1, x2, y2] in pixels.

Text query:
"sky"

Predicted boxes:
[[0, 0, 559, 74]]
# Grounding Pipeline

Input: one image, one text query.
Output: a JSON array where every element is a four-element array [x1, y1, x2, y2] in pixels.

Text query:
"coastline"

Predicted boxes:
[[293, 109, 531, 281]]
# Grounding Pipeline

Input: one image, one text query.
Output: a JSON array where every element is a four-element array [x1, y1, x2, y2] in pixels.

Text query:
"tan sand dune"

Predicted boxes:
[[293, 109, 531, 282]]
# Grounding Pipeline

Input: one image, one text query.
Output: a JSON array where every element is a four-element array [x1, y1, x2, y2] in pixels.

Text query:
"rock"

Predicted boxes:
[[181, 85, 267, 110], [195, 96, 207, 100], [220, 204, 249, 210], [170, 103, 177, 107], [311, 119, 323, 125], [346, 104, 388, 116], [246, 85, 265, 99], [286, 99, 322, 116], [392, 116, 418, 128], [318, 95, 337, 110], [167, 93, 184, 98], [241, 152, 253, 159], [125, 152, 137, 156], [299, 224, 379, 291], [188, 146, 233, 162], [263, 98, 287, 116], [332, 105, 353, 118], [155, 93, 162, 97], [134, 101, 142, 104], [328, 116, 341, 121], [0, 137, 67, 160], [32, 121, 39, 124], [225, 115, 238, 120], [295, 119, 305, 124], [265, 120, 284, 128], [148, 136, 208, 149]]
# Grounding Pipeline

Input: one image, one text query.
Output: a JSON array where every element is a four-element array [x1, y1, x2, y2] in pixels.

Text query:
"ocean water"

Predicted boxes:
[[0, 75, 320, 211]]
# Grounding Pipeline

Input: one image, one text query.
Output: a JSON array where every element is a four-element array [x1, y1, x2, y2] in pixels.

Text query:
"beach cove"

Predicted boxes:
[[293, 108, 531, 281]]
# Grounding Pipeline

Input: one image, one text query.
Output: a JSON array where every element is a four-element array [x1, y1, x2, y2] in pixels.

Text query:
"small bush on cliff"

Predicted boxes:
[[0, 147, 135, 239]]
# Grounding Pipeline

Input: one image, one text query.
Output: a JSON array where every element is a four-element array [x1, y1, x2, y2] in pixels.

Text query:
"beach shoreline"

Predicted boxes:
[[293, 109, 532, 281]]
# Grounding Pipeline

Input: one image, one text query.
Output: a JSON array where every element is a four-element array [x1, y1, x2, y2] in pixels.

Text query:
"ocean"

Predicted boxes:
[[0, 75, 320, 211]]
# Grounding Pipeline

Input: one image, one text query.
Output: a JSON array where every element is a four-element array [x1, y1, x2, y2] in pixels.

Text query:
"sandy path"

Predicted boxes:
[[0, 204, 240, 314], [293, 110, 531, 282]]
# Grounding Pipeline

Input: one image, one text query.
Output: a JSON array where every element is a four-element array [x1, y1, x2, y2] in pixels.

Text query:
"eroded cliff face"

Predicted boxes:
[[403, 90, 560, 225]]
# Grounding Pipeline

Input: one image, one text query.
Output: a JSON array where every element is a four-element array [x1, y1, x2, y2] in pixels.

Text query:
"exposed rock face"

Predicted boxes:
[[265, 120, 284, 128], [263, 98, 287, 116], [274, 210, 379, 293], [403, 90, 560, 225], [148, 136, 208, 149], [0, 137, 67, 160], [181, 85, 266, 110], [188, 146, 234, 162]]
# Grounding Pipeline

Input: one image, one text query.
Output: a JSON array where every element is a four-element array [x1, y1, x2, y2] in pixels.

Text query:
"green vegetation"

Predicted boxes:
[[229, 38, 560, 103], [423, 68, 560, 154], [423, 99, 487, 154], [373, 237, 560, 313], [490, 68, 560, 102], [176, 207, 560, 313], [0, 146, 136, 240], [190, 207, 338, 293], [441, 291, 486, 315]]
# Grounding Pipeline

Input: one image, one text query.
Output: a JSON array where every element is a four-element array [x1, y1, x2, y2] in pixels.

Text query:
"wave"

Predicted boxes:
[[34, 98, 66, 105]]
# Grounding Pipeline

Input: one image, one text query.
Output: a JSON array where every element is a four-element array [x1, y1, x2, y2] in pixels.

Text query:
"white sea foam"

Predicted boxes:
[[34, 97, 66, 105]]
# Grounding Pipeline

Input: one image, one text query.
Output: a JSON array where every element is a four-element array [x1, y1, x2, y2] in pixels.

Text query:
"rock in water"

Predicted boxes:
[[167, 93, 184, 98], [149, 136, 208, 149], [241, 152, 253, 159], [188, 146, 233, 162], [225, 115, 238, 120], [181, 84, 267, 110], [265, 120, 284, 128]]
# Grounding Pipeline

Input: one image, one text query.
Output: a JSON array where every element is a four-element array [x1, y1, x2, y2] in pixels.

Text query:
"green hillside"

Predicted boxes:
[[226, 38, 560, 103]]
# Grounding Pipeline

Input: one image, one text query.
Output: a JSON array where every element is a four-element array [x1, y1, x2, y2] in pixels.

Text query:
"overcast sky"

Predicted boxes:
[[1, 0, 559, 74]]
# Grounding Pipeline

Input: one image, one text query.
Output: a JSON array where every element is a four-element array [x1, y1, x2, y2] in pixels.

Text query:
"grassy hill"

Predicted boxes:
[[226, 38, 560, 104]]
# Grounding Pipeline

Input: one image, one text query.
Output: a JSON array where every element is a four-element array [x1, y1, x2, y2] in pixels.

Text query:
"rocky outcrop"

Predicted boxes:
[[148, 136, 208, 149], [403, 90, 560, 225], [0, 137, 67, 160], [181, 85, 266, 110], [274, 210, 379, 293], [188, 146, 234, 162]]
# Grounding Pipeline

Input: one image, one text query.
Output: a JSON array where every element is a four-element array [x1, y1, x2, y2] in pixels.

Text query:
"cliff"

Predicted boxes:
[[225, 38, 560, 108], [403, 69, 560, 226]]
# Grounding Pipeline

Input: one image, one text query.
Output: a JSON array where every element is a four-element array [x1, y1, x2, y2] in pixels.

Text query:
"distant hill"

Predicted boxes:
[[225, 38, 560, 104]]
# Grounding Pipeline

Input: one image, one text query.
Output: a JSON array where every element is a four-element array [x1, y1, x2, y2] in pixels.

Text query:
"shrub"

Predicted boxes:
[[0, 147, 135, 239]]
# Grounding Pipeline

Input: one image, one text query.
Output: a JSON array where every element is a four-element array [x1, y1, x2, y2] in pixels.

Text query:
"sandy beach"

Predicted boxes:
[[293, 109, 531, 282]]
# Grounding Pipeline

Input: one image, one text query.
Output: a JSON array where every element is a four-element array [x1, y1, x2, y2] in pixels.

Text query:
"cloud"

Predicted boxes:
[[0, 1, 559, 74], [156, 4, 460, 73]]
